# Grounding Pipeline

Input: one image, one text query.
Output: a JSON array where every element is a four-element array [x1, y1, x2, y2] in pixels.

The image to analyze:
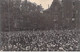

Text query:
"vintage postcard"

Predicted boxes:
[[0, 0, 80, 51]]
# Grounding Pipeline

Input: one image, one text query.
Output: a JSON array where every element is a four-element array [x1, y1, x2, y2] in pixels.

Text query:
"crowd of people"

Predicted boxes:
[[0, 30, 79, 51]]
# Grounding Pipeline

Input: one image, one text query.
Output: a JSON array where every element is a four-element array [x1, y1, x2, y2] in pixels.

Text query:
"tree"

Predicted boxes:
[[20, 1, 43, 30]]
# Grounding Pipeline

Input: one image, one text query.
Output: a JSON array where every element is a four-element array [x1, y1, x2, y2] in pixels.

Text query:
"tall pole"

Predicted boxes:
[[8, 0, 10, 31], [0, 0, 2, 31], [0, 0, 2, 50]]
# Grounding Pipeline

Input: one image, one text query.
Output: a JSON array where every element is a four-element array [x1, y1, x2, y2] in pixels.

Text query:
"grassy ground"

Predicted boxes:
[[0, 30, 79, 51]]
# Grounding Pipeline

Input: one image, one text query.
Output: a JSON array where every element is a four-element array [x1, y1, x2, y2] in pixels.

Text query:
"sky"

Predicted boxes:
[[22, 0, 53, 10]]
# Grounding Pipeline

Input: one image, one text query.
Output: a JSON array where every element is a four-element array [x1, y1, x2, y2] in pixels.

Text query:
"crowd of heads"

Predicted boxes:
[[0, 30, 79, 51]]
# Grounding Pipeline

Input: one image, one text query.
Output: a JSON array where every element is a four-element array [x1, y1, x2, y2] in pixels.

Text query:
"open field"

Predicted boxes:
[[0, 30, 80, 51]]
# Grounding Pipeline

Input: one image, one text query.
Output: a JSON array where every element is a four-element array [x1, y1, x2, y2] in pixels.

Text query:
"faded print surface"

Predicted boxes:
[[0, 0, 80, 51]]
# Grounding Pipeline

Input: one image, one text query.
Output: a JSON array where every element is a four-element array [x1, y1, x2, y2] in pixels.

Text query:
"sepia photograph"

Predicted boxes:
[[0, 0, 80, 51]]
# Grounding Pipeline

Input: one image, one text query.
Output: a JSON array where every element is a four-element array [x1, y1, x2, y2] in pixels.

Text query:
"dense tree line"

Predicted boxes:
[[1, 0, 80, 31]]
